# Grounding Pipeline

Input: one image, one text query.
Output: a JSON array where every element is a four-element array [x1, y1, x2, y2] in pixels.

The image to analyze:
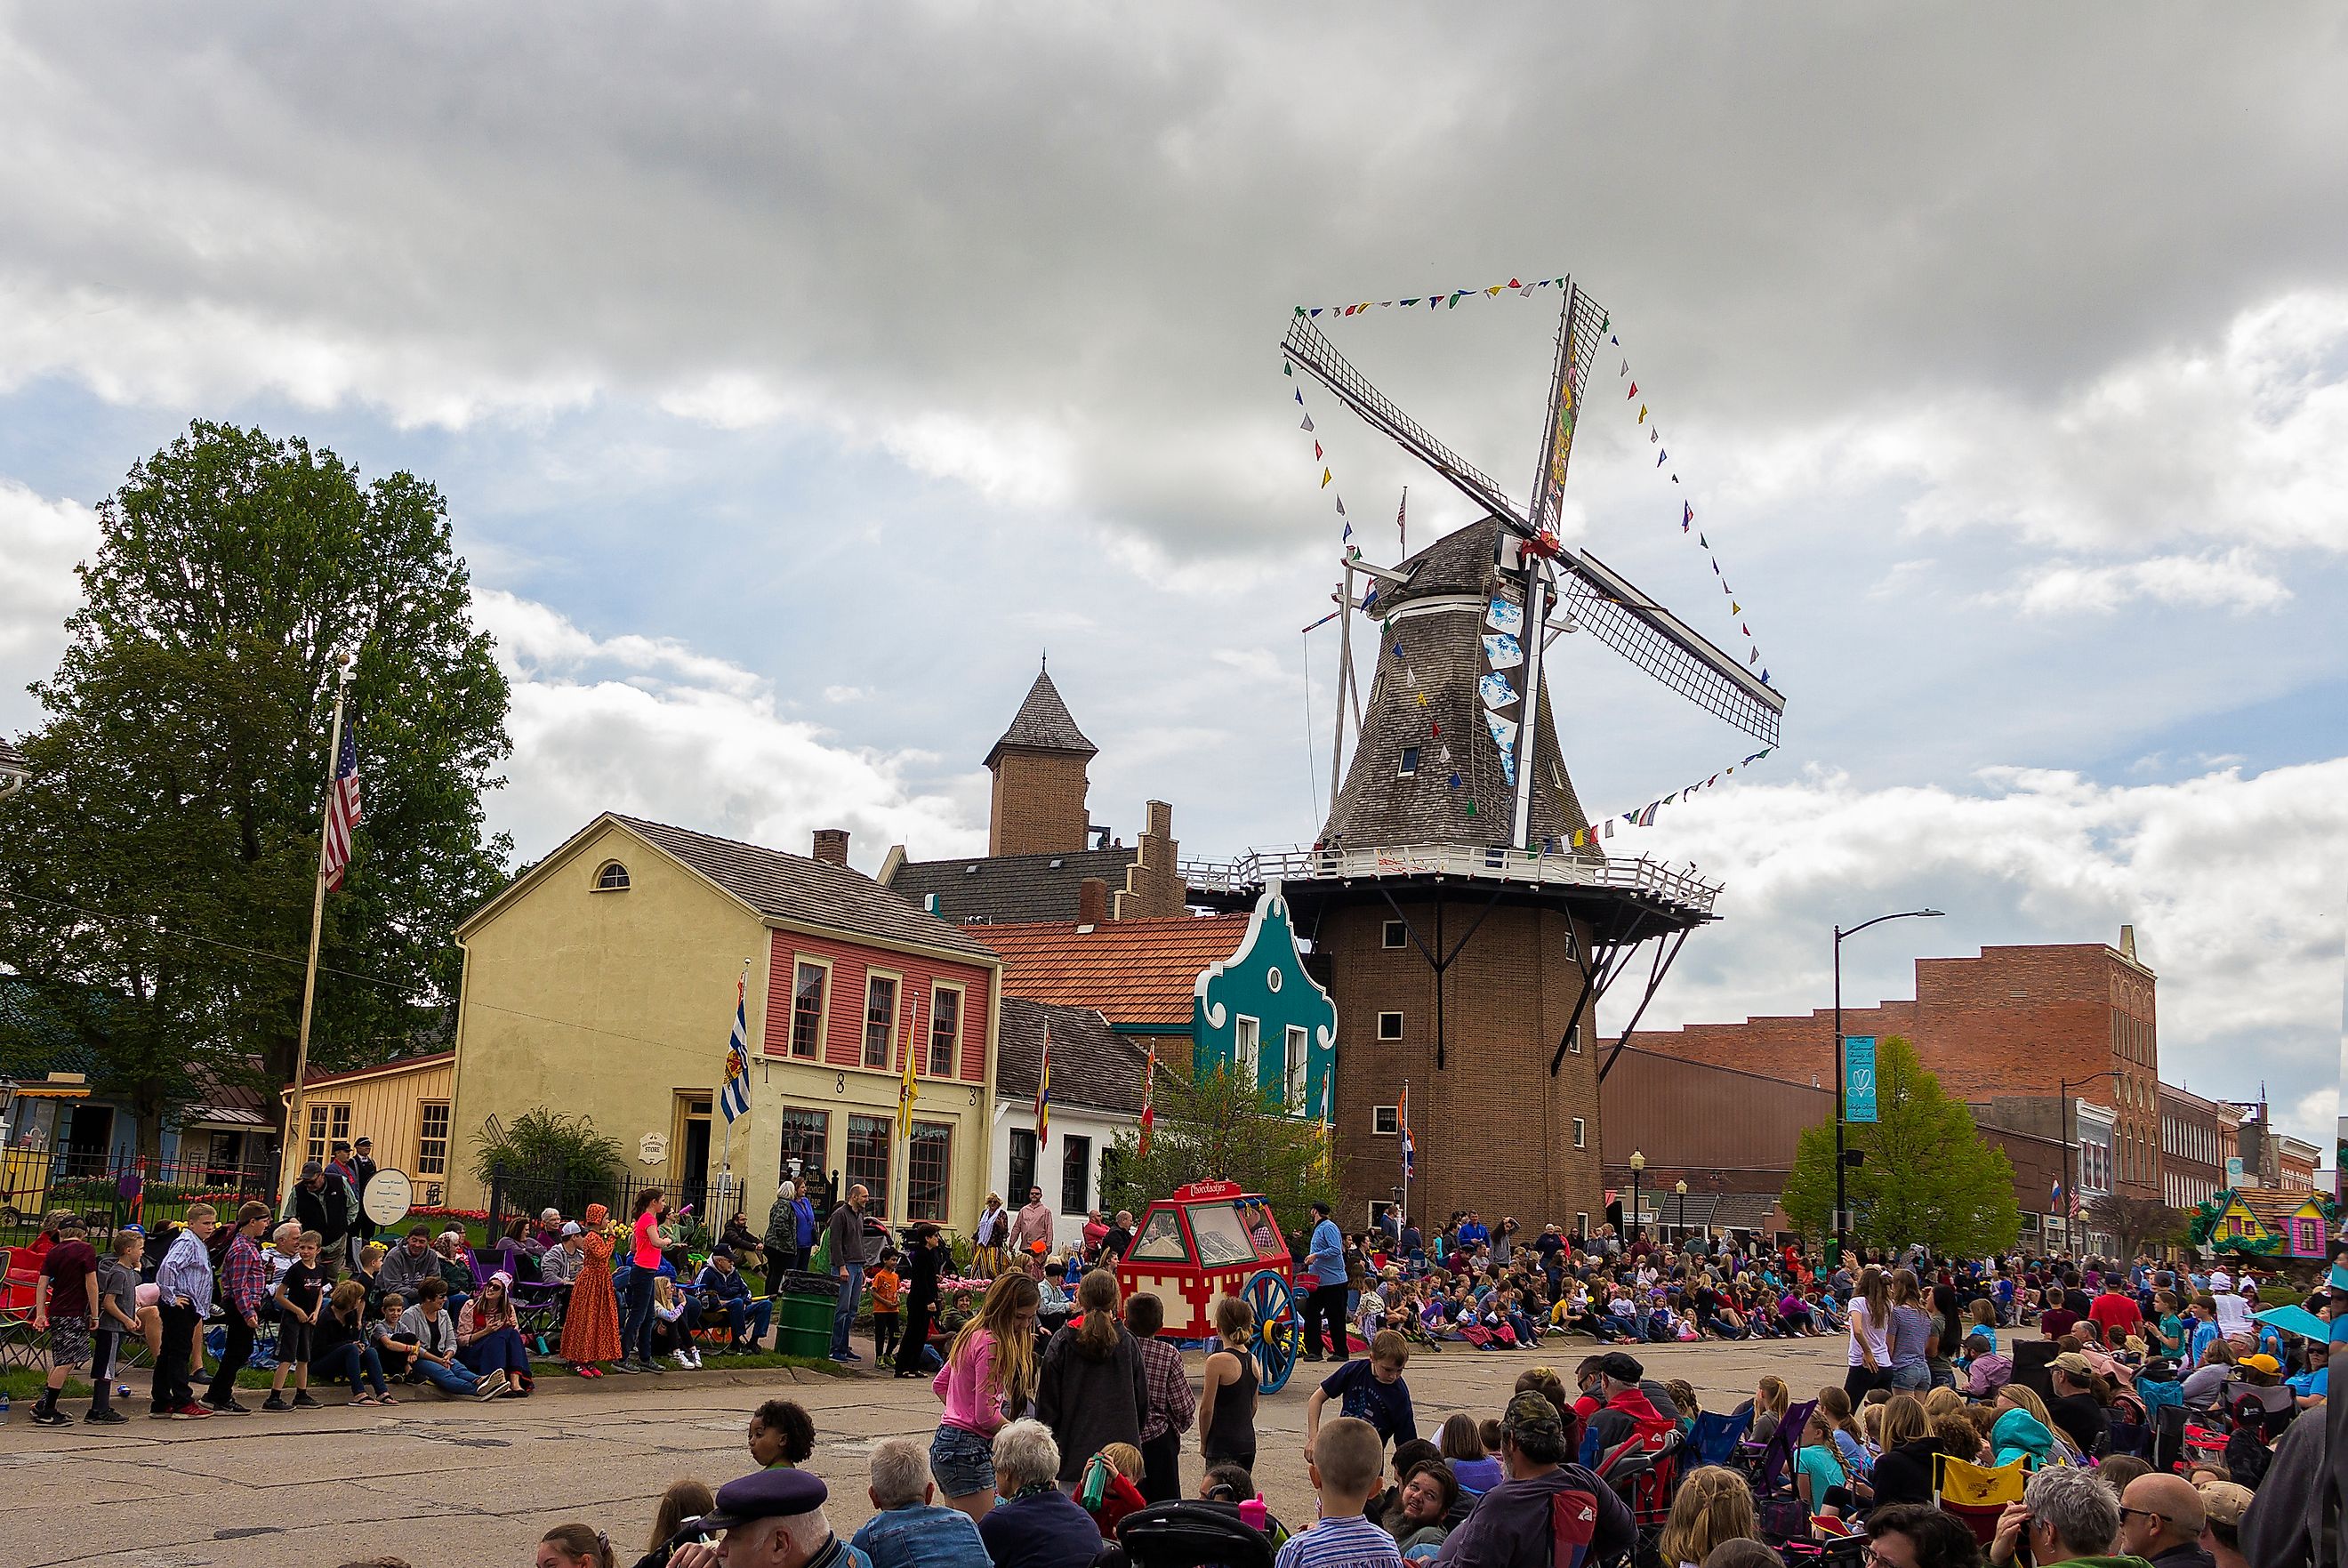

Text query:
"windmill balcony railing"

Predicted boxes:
[[1179, 842, 1721, 914]]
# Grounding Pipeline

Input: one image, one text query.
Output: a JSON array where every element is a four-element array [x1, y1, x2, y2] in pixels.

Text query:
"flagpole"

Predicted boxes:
[[1400, 1078, 1411, 1244], [283, 655, 352, 1208], [720, 958, 747, 1226]]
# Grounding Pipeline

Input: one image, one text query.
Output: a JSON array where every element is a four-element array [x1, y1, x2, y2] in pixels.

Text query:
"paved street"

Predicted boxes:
[[0, 1335, 1846, 1568]]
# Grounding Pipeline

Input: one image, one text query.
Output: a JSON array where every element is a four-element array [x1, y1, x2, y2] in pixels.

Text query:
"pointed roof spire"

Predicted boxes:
[[985, 663, 1098, 767]]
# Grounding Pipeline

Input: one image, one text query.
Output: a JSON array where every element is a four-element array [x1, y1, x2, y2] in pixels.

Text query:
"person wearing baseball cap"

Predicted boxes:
[[667, 1468, 860, 1568], [1433, 1390, 1631, 1567], [2191, 1480, 2250, 1568], [2046, 1353, 2112, 1459], [1580, 1352, 1675, 1468]]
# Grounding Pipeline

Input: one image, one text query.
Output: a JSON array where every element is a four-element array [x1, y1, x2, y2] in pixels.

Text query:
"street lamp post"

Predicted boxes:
[[2059, 1070, 2120, 1260], [1675, 1178, 1689, 1249], [1629, 1150, 1645, 1246], [1833, 908, 1946, 1267]]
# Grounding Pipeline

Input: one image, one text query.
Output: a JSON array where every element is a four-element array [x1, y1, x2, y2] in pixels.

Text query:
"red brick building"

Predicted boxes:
[[2159, 1083, 2238, 1210], [1628, 929, 2163, 1200]]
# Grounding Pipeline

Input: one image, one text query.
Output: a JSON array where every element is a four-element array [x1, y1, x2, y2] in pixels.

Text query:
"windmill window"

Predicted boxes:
[[1373, 1105, 1398, 1135], [1382, 921, 1407, 949], [1549, 760, 1564, 792], [1572, 1117, 1586, 1149], [1397, 746, 1421, 777], [1565, 1025, 1582, 1054], [1377, 1011, 1403, 1040], [594, 861, 631, 891]]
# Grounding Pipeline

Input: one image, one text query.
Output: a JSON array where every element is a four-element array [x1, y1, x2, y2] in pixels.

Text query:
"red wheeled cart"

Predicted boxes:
[[1113, 1179, 1301, 1392]]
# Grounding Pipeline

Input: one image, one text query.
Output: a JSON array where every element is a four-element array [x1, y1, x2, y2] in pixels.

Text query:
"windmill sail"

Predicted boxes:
[[1283, 307, 1784, 749], [1527, 284, 1609, 540]]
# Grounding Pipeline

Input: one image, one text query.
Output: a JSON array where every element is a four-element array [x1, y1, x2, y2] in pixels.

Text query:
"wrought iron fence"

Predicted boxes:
[[0, 1149, 280, 1248]]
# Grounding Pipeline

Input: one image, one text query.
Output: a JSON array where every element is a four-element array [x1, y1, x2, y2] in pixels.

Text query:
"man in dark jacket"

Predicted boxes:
[[290, 1160, 353, 1275], [1436, 1390, 1631, 1568], [825, 1185, 871, 1362], [347, 1137, 381, 1267]]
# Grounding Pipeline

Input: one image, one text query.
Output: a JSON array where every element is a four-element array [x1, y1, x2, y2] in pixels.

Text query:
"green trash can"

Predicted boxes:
[[776, 1270, 843, 1359]]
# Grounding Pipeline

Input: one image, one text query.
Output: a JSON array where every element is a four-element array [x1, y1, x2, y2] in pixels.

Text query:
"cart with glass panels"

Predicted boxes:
[[1114, 1178, 1300, 1393]]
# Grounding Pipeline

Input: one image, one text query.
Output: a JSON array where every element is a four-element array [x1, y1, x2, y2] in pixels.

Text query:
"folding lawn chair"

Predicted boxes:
[[1688, 1408, 1753, 1467], [1743, 1399, 1814, 1496], [507, 1250, 565, 1349], [1933, 1453, 2026, 1548]]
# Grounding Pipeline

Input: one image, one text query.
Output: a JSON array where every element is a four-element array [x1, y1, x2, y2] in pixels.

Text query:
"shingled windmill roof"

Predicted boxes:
[[984, 667, 1098, 768], [1320, 516, 1598, 852]]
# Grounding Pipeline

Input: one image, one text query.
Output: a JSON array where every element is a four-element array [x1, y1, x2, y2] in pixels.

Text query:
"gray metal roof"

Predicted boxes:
[[612, 815, 1002, 962], [996, 996, 1146, 1114], [886, 845, 1140, 925], [1322, 517, 1596, 850], [0, 735, 27, 776], [984, 668, 1098, 767]]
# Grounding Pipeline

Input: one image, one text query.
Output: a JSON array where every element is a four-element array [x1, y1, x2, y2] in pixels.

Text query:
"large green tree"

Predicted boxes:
[[1101, 1065, 1339, 1240], [0, 422, 511, 1157], [1781, 1035, 2020, 1257]]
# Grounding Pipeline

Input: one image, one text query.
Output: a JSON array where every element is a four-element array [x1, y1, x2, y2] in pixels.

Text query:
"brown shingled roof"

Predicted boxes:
[[612, 815, 1001, 962], [998, 997, 1146, 1114], [978, 913, 1250, 1028], [887, 845, 1141, 925], [984, 668, 1097, 767], [0, 735, 27, 776]]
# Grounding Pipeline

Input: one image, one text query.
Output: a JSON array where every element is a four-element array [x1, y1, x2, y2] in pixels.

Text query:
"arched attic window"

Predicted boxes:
[[593, 861, 631, 891]]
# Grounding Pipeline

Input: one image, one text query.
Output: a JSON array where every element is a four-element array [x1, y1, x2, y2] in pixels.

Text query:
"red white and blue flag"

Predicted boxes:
[[321, 719, 364, 891]]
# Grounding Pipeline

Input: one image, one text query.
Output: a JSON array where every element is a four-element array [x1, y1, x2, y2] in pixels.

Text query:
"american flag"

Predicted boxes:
[[322, 719, 364, 891]]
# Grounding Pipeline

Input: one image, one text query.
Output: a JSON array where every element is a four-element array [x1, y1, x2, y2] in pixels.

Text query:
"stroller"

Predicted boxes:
[[1114, 1501, 1275, 1568]]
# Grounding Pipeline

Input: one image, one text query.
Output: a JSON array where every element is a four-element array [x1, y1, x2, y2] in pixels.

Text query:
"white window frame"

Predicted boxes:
[[1377, 1011, 1403, 1040], [1284, 1025, 1310, 1111], [1382, 920, 1408, 949], [790, 956, 832, 1061], [863, 969, 902, 1070], [928, 981, 964, 1079], [1575, 1211, 1590, 1235], [1234, 1016, 1261, 1089], [1572, 1116, 1586, 1149], [1565, 1024, 1582, 1054], [592, 860, 631, 891], [1372, 1105, 1398, 1136], [1397, 747, 1420, 778]]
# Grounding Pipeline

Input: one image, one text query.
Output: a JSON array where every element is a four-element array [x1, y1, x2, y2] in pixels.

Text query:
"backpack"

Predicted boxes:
[[1548, 1485, 1602, 1568]]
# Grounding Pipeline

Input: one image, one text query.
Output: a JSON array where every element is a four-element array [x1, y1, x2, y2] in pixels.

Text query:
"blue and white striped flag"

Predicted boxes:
[[719, 974, 752, 1123]]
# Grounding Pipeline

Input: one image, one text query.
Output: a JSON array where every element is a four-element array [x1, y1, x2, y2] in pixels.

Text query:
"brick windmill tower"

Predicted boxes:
[[1229, 288, 1787, 1230]]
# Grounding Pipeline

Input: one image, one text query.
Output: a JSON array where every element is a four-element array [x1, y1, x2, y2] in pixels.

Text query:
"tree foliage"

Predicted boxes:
[[0, 423, 511, 1154], [1102, 1065, 1339, 1240], [470, 1107, 625, 1198], [2087, 1194, 2185, 1258], [1781, 1036, 2020, 1257]]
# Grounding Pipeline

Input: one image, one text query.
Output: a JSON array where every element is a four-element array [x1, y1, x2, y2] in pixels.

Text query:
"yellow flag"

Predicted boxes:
[[896, 993, 920, 1140], [1321, 468, 1332, 488], [1637, 405, 1648, 422], [1935, 1455, 2026, 1508]]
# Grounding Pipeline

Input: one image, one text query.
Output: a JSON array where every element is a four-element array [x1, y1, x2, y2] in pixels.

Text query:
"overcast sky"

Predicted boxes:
[[3, 5, 2342, 1147]]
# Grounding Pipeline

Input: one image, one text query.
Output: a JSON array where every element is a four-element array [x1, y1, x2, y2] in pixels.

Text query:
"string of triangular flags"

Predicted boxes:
[[1293, 275, 1569, 317], [1383, 626, 1482, 817], [1614, 338, 1772, 687], [1555, 746, 1775, 851]]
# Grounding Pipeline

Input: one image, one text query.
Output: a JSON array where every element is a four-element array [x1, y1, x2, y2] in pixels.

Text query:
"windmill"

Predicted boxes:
[[1282, 285, 1782, 855], [1178, 284, 1788, 1228]]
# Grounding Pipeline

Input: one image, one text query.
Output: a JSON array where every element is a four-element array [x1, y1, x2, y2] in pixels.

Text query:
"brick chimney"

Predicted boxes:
[[811, 829, 850, 866], [1078, 877, 1109, 928], [1114, 800, 1185, 919]]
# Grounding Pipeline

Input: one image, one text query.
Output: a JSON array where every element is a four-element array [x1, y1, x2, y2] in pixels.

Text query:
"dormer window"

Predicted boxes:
[[594, 861, 631, 891]]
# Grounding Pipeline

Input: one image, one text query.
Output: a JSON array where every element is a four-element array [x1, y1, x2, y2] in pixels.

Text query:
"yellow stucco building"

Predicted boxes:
[[448, 814, 1001, 1234], [279, 1051, 457, 1206]]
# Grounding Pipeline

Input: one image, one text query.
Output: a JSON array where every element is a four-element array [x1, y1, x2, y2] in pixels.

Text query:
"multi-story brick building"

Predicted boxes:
[[2159, 1083, 2238, 1210], [1628, 929, 2164, 1200]]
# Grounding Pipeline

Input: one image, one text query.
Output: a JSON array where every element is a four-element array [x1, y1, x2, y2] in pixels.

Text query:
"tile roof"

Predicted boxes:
[[1709, 1194, 1787, 1232], [977, 913, 1250, 1029], [985, 668, 1098, 766], [0, 735, 27, 776], [1323, 516, 1598, 852], [997, 997, 1146, 1114], [612, 815, 1001, 962], [886, 845, 1141, 925]]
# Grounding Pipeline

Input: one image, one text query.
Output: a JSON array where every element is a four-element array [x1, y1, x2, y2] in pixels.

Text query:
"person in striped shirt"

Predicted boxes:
[[1276, 1416, 1403, 1568]]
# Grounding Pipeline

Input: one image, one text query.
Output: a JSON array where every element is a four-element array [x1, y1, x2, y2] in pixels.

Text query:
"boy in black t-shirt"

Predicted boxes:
[[30, 1216, 101, 1427], [265, 1231, 327, 1411], [1305, 1330, 1418, 1458]]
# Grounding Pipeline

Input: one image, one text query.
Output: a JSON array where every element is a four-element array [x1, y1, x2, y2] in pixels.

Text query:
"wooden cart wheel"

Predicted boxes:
[[1242, 1269, 1298, 1395]]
